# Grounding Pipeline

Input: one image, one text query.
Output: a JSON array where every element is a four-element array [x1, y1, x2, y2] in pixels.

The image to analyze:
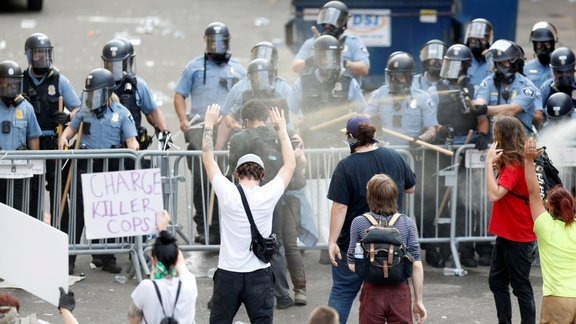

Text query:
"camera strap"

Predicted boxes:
[[236, 184, 264, 241]]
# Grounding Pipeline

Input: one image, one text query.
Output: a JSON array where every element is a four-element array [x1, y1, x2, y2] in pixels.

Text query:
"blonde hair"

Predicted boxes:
[[308, 306, 339, 324], [366, 174, 398, 215]]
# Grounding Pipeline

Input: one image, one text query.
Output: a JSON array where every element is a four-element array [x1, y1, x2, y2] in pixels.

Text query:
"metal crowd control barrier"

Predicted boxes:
[[6, 144, 571, 280]]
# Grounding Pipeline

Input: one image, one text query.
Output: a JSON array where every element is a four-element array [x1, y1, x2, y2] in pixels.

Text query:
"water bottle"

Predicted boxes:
[[354, 242, 364, 260]]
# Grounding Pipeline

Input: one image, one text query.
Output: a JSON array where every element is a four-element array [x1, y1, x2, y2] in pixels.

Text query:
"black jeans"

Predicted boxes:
[[210, 268, 274, 324], [489, 236, 536, 324]]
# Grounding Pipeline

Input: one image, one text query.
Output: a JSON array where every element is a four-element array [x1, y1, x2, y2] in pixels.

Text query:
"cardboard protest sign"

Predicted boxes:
[[0, 203, 68, 306], [81, 168, 163, 240]]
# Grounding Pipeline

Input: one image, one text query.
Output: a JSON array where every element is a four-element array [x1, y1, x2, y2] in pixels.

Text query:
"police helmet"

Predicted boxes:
[[204, 22, 230, 55], [489, 39, 521, 63], [0, 60, 23, 100], [550, 47, 576, 71], [385, 52, 415, 93], [116, 37, 136, 77], [317, 1, 349, 38], [82, 68, 114, 111], [420, 39, 447, 76], [529, 21, 558, 43], [440, 44, 472, 80], [550, 47, 576, 88], [24, 33, 53, 73], [464, 18, 494, 45], [247, 58, 275, 93], [313, 35, 342, 82], [545, 92, 574, 120], [101, 39, 131, 82], [250, 41, 278, 70]]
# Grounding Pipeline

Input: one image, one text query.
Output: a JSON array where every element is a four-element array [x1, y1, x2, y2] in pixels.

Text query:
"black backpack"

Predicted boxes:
[[354, 213, 414, 285], [250, 127, 283, 184], [151, 280, 182, 324]]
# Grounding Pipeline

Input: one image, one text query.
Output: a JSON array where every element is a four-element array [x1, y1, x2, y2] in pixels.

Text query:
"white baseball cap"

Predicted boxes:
[[236, 153, 265, 170]]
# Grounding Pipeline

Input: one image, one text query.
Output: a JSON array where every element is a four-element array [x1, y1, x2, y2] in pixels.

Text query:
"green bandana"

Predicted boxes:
[[153, 260, 177, 280]]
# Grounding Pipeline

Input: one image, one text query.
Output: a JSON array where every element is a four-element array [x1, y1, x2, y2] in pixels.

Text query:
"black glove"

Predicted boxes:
[[158, 130, 173, 150], [52, 111, 70, 125], [473, 104, 488, 116], [58, 287, 75, 313], [475, 132, 488, 150]]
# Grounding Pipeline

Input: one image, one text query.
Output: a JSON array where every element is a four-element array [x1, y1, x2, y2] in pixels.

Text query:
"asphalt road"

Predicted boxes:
[[1, 0, 575, 323]]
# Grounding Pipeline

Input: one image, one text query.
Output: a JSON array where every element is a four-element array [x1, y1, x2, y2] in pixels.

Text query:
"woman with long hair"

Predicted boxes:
[[524, 138, 576, 323], [485, 115, 536, 324]]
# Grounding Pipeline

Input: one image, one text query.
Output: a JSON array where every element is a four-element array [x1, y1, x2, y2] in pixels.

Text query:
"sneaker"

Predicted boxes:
[[102, 262, 122, 274], [276, 296, 294, 309], [478, 255, 491, 267], [294, 288, 307, 306]]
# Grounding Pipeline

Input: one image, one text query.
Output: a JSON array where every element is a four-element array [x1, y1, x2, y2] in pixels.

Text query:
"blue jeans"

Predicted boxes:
[[489, 237, 536, 324], [328, 256, 364, 324]]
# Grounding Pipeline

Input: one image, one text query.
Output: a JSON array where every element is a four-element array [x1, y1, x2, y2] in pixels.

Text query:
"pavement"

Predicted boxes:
[[0, 0, 575, 323]]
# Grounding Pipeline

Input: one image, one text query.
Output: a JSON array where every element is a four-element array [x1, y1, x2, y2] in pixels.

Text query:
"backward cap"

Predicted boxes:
[[236, 153, 265, 171]]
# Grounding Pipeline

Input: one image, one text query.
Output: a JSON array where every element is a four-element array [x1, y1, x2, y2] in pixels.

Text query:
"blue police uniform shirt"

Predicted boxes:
[[295, 34, 370, 77], [524, 58, 552, 90], [475, 73, 540, 136], [468, 56, 492, 87], [70, 102, 137, 149], [540, 79, 576, 107], [0, 99, 42, 150], [25, 69, 81, 111], [221, 77, 296, 116], [365, 86, 437, 145], [291, 70, 366, 118], [174, 56, 246, 120], [412, 72, 438, 92], [133, 76, 157, 116]]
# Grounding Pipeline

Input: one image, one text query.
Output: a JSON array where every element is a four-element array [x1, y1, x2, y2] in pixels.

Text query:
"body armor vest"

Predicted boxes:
[[22, 68, 61, 131], [436, 82, 478, 136], [114, 77, 141, 128]]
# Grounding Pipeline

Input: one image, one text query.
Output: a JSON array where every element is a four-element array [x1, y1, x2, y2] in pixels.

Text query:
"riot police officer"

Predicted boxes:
[[0, 60, 41, 213], [58, 68, 138, 274], [365, 51, 437, 145], [101, 38, 169, 150], [412, 39, 448, 92], [22, 32, 81, 219], [465, 18, 494, 87], [215, 42, 296, 149], [540, 47, 575, 105], [428, 44, 491, 268], [473, 39, 540, 137], [173, 21, 246, 245], [525, 22, 558, 89], [291, 0, 370, 82], [291, 35, 366, 148]]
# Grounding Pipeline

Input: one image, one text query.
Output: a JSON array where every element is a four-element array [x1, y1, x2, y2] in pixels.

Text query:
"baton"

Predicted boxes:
[[57, 122, 83, 226], [380, 127, 454, 157]]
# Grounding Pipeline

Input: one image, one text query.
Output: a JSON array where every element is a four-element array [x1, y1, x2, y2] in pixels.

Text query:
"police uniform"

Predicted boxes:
[[295, 34, 370, 82], [222, 77, 295, 118], [365, 86, 437, 145], [524, 58, 553, 89], [22, 67, 81, 218], [468, 56, 492, 87], [412, 72, 439, 92], [0, 98, 42, 213], [475, 73, 540, 136], [291, 70, 366, 147], [174, 55, 245, 244], [113, 75, 157, 130], [65, 101, 137, 268]]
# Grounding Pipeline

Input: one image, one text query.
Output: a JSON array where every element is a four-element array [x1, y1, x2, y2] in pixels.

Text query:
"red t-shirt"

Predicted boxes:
[[488, 163, 536, 242]]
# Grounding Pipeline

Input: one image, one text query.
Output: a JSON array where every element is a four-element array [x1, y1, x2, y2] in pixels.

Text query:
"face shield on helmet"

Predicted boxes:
[[102, 60, 128, 82], [250, 43, 278, 70], [465, 19, 493, 61], [81, 88, 110, 111], [317, 4, 348, 38], [385, 53, 415, 94], [420, 41, 447, 77], [0, 61, 23, 103], [488, 40, 519, 84], [205, 34, 229, 55], [314, 46, 341, 82], [81, 69, 114, 117], [440, 60, 467, 80], [101, 40, 131, 82], [25, 33, 54, 75], [247, 59, 275, 93]]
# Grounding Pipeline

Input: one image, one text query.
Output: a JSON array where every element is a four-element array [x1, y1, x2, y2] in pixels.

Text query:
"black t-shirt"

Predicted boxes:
[[327, 146, 416, 250]]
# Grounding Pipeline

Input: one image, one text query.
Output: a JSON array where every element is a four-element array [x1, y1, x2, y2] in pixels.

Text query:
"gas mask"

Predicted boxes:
[[494, 61, 516, 85], [468, 39, 487, 62]]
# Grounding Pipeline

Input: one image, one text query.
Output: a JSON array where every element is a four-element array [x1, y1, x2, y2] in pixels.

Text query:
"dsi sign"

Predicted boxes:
[[348, 9, 391, 47]]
